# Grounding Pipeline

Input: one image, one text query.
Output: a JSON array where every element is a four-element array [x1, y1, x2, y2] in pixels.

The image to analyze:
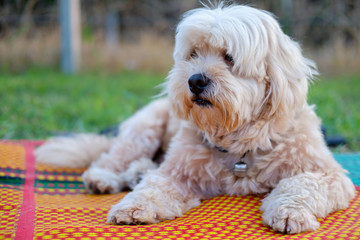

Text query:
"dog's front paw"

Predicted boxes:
[[107, 197, 166, 224], [107, 201, 160, 225], [82, 167, 125, 194], [261, 203, 320, 234], [107, 188, 188, 225]]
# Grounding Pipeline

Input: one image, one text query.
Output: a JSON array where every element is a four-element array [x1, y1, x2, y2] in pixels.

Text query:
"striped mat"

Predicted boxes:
[[0, 140, 359, 240]]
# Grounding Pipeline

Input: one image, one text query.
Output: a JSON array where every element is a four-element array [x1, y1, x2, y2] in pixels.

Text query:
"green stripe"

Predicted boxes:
[[1, 168, 24, 174], [35, 179, 84, 189], [0, 176, 24, 186]]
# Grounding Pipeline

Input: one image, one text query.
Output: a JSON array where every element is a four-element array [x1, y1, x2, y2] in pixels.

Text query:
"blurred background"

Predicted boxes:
[[1, 0, 360, 74], [0, 0, 359, 151]]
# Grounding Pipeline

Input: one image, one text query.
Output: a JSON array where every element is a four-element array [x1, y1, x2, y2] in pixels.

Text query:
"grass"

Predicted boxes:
[[0, 68, 359, 151], [0, 68, 165, 139], [308, 75, 360, 151], [0, 30, 174, 74]]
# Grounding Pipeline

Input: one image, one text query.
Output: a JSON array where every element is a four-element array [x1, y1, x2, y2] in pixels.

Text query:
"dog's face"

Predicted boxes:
[[166, 5, 317, 151]]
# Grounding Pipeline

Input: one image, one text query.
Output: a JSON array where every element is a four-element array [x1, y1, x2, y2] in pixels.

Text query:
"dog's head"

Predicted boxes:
[[166, 4, 317, 151]]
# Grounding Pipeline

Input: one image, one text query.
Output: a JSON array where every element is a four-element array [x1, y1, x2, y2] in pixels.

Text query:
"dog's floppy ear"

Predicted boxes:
[[264, 19, 317, 125]]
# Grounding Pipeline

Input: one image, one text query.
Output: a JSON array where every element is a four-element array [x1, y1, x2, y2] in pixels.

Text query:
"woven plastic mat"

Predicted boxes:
[[1, 140, 359, 240], [335, 153, 360, 186]]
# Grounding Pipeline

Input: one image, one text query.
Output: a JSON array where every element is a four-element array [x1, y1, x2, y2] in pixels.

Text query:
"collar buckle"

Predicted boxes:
[[233, 161, 248, 177], [233, 150, 250, 177]]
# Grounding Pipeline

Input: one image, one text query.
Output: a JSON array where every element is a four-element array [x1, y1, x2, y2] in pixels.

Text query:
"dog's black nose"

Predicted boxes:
[[188, 74, 209, 95]]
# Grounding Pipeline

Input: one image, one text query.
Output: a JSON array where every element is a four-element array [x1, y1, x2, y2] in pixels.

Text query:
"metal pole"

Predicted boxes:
[[105, 11, 119, 49], [59, 0, 81, 73]]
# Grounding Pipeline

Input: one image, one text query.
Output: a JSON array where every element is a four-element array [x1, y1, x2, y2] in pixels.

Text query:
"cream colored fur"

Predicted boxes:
[[35, 4, 355, 234], [36, 134, 112, 168]]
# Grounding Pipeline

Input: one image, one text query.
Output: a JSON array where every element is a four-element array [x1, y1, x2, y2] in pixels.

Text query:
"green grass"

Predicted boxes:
[[0, 68, 359, 151], [308, 75, 360, 151], [0, 68, 165, 139]]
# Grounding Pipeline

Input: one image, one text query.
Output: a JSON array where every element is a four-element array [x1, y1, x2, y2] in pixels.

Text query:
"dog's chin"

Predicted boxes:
[[192, 98, 213, 107]]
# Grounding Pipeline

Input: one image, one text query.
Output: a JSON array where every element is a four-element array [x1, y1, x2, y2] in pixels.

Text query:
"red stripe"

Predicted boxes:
[[15, 142, 36, 240]]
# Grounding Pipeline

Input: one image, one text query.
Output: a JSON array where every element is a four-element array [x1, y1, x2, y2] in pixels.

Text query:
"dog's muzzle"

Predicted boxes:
[[188, 74, 212, 107]]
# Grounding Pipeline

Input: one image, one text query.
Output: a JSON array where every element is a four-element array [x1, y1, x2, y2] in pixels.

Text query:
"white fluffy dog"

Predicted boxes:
[[36, 4, 355, 234]]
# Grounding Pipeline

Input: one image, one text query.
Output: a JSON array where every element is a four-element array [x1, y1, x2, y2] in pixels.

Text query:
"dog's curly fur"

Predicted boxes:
[[36, 4, 355, 234]]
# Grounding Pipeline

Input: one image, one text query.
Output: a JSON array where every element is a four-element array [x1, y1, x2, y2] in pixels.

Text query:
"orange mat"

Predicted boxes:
[[1, 141, 359, 240]]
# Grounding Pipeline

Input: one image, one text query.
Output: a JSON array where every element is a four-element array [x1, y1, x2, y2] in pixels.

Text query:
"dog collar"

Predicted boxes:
[[202, 134, 250, 177]]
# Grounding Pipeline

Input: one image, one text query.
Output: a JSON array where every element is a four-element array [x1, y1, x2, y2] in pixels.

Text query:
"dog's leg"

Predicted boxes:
[[260, 171, 355, 234], [106, 170, 202, 224], [82, 98, 170, 194], [107, 124, 225, 224]]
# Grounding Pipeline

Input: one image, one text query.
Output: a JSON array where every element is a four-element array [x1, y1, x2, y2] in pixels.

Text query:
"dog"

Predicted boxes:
[[36, 3, 355, 234]]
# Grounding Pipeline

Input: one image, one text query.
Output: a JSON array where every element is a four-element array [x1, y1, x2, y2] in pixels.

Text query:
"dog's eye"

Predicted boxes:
[[224, 54, 234, 66], [190, 50, 198, 59]]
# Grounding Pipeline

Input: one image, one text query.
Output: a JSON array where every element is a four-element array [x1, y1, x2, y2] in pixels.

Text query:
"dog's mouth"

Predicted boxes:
[[192, 98, 213, 107]]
